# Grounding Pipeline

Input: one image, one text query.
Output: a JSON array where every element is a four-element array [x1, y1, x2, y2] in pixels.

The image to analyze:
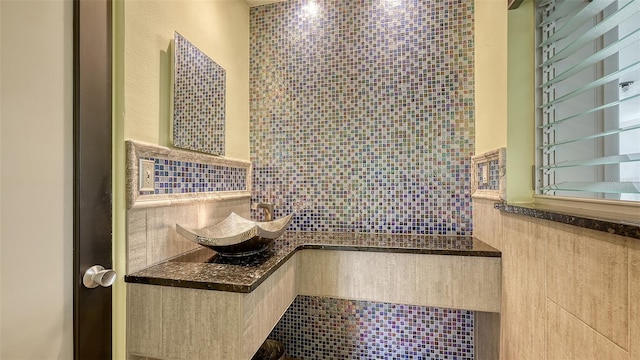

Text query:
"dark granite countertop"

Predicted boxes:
[[124, 232, 501, 293], [495, 202, 640, 240]]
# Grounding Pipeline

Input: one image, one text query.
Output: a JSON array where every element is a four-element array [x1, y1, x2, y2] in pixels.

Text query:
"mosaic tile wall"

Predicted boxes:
[[139, 157, 247, 195], [250, 0, 475, 358], [269, 296, 474, 360], [250, 0, 475, 235], [173, 32, 226, 156]]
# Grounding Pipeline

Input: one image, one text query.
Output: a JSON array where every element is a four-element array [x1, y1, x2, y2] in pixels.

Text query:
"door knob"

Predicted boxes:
[[83, 265, 116, 288]]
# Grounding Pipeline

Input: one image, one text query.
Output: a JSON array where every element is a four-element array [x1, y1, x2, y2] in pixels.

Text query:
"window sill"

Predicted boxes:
[[493, 201, 640, 240]]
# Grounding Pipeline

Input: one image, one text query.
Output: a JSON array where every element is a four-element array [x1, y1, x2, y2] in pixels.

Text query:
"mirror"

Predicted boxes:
[[173, 31, 226, 156]]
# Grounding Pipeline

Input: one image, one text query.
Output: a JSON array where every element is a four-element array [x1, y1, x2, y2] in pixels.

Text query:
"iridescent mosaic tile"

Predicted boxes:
[[476, 159, 500, 191], [249, 0, 475, 235], [173, 32, 226, 156], [126, 141, 251, 209], [269, 296, 474, 360], [138, 157, 247, 195]]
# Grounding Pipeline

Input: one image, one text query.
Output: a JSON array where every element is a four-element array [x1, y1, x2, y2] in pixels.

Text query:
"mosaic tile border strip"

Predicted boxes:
[[139, 157, 246, 194], [268, 295, 474, 360], [173, 32, 226, 156], [476, 159, 500, 191], [126, 140, 251, 209], [471, 148, 506, 201]]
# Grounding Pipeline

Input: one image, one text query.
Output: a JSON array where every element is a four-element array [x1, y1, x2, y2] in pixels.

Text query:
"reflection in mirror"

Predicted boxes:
[[173, 31, 226, 156]]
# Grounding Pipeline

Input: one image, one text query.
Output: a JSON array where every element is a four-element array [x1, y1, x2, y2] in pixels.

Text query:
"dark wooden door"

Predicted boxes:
[[73, 0, 113, 358]]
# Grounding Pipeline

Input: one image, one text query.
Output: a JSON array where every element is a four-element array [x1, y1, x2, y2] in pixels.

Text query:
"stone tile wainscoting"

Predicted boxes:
[[249, 0, 476, 358], [474, 198, 640, 360]]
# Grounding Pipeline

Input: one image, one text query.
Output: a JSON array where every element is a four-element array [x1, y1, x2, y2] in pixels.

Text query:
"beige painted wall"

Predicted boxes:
[[114, 1, 250, 358], [0, 1, 73, 358], [474, 0, 508, 155], [474, 198, 639, 360], [475, 0, 535, 202], [120, 0, 250, 160], [0, 2, 3, 355], [506, 0, 535, 202]]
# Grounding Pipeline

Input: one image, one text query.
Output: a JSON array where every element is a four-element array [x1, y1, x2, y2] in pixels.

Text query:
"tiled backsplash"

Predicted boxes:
[[476, 159, 500, 191], [250, 0, 475, 235], [126, 198, 250, 273], [125, 140, 251, 272], [126, 140, 251, 209], [470, 148, 505, 201], [269, 296, 474, 360], [250, 0, 475, 358], [139, 157, 247, 195]]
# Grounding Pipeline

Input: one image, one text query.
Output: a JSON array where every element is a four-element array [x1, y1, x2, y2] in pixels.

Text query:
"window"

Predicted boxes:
[[536, 0, 640, 202]]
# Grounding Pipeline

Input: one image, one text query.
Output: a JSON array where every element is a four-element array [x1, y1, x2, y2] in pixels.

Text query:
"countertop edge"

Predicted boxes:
[[297, 243, 502, 257], [125, 236, 502, 293], [494, 202, 640, 240], [123, 274, 253, 293]]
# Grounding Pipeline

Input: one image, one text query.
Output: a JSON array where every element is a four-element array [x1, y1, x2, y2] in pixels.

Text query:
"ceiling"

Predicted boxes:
[[245, 0, 287, 7]]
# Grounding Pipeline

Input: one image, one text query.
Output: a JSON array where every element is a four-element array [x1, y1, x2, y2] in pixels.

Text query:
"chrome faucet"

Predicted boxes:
[[255, 203, 274, 221]]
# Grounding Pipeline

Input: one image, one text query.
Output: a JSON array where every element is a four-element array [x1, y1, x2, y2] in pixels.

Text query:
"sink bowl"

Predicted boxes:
[[176, 212, 293, 257]]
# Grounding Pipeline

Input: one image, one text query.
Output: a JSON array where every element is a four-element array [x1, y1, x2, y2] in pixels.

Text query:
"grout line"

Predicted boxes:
[[144, 209, 149, 271], [546, 298, 630, 354], [544, 222, 552, 360], [627, 239, 631, 357]]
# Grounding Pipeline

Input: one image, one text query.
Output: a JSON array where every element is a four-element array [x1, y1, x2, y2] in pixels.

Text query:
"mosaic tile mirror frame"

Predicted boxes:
[[173, 31, 226, 156]]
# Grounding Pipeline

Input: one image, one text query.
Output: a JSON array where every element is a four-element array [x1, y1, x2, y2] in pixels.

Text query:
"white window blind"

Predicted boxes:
[[536, 0, 640, 202]]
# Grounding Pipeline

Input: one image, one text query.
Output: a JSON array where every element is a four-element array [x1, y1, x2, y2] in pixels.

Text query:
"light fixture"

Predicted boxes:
[[303, 1, 320, 17]]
